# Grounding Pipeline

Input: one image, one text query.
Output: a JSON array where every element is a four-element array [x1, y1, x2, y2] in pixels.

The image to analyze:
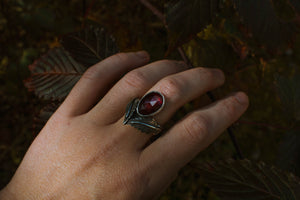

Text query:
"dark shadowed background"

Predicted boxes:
[[1, 0, 300, 199]]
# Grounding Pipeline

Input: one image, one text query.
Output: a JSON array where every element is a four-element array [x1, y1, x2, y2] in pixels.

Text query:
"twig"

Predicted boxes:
[[140, 0, 166, 24], [140, 0, 244, 159], [177, 47, 192, 66], [179, 48, 244, 159], [227, 127, 243, 159]]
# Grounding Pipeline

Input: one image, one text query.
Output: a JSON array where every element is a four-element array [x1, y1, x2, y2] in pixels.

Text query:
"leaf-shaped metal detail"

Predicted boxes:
[[128, 115, 161, 135], [124, 98, 139, 125], [61, 24, 119, 68], [25, 47, 86, 101], [123, 99, 161, 135], [196, 159, 300, 200]]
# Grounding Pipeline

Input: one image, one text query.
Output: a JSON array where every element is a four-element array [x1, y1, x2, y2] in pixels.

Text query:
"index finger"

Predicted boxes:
[[140, 92, 249, 184]]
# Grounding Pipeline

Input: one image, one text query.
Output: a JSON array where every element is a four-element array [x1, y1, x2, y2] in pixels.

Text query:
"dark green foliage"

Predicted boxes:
[[197, 160, 300, 200], [275, 74, 300, 121], [234, 0, 299, 48], [166, 0, 220, 48], [278, 131, 300, 177], [183, 36, 238, 71], [3, 0, 300, 199], [61, 24, 119, 68]]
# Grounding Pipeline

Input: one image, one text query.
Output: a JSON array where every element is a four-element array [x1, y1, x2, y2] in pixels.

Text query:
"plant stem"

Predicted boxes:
[[177, 47, 192, 66], [179, 47, 244, 159], [140, 0, 244, 159], [139, 0, 166, 24]]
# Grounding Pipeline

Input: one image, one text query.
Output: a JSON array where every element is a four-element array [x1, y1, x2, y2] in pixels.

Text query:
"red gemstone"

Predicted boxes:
[[138, 92, 164, 115]]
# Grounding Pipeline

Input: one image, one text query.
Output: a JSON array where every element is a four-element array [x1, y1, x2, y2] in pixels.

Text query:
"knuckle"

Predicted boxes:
[[182, 114, 210, 143], [159, 77, 182, 99], [155, 59, 187, 70], [112, 52, 130, 63], [155, 59, 175, 67], [82, 65, 99, 80], [123, 70, 148, 88]]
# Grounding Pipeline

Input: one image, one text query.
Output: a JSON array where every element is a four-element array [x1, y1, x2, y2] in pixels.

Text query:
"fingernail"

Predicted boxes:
[[136, 51, 149, 59], [234, 92, 249, 105]]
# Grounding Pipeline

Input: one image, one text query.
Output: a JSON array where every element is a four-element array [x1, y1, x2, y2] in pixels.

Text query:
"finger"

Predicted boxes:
[[87, 60, 188, 124], [112, 67, 225, 150], [59, 51, 150, 116], [140, 92, 249, 186], [145, 67, 225, 124]]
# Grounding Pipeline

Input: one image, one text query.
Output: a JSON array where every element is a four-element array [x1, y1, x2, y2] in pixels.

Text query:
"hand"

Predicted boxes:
[[0, 51, 249, 200]]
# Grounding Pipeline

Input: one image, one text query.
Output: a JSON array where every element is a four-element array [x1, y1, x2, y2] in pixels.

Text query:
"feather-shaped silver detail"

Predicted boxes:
[[123, 98, 139, 125], [123, 99, 161, 135], [128, 116, 161, 134]]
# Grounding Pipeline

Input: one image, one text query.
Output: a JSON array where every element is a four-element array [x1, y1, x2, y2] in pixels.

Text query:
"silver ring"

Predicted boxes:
[[123, 91, 165, 135]]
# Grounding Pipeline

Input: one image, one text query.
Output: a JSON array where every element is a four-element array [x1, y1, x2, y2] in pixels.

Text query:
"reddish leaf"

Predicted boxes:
[[61, 24, 119, 68], [25, 47, 86, 101]]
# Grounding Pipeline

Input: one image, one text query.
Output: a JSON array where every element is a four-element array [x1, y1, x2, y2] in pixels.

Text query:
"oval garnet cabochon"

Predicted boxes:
[[137, 91, 164, 116]]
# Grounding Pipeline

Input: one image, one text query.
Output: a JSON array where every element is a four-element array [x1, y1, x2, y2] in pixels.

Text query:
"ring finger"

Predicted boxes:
[[115, 67, 225, 148], [88, 60, 188, 124], [148, 67, 225, 124]]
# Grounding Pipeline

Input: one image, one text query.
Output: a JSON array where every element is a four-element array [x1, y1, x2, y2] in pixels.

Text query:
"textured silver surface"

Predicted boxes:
[[123, 98, 162, 135]]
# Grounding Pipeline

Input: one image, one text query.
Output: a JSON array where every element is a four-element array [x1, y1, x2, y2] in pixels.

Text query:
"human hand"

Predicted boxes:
[[0, 51, 249, 200]]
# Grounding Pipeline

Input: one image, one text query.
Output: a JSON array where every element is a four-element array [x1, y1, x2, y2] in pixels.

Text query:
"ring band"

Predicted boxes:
[[123, 91, 165, 135]]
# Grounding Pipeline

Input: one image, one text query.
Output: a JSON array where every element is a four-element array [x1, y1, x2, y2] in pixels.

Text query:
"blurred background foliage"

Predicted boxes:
[[1, 0, 300, 199]]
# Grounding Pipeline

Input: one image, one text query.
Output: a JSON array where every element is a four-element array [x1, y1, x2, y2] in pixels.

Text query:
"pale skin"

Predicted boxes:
[[0, 51, 249, 200]]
